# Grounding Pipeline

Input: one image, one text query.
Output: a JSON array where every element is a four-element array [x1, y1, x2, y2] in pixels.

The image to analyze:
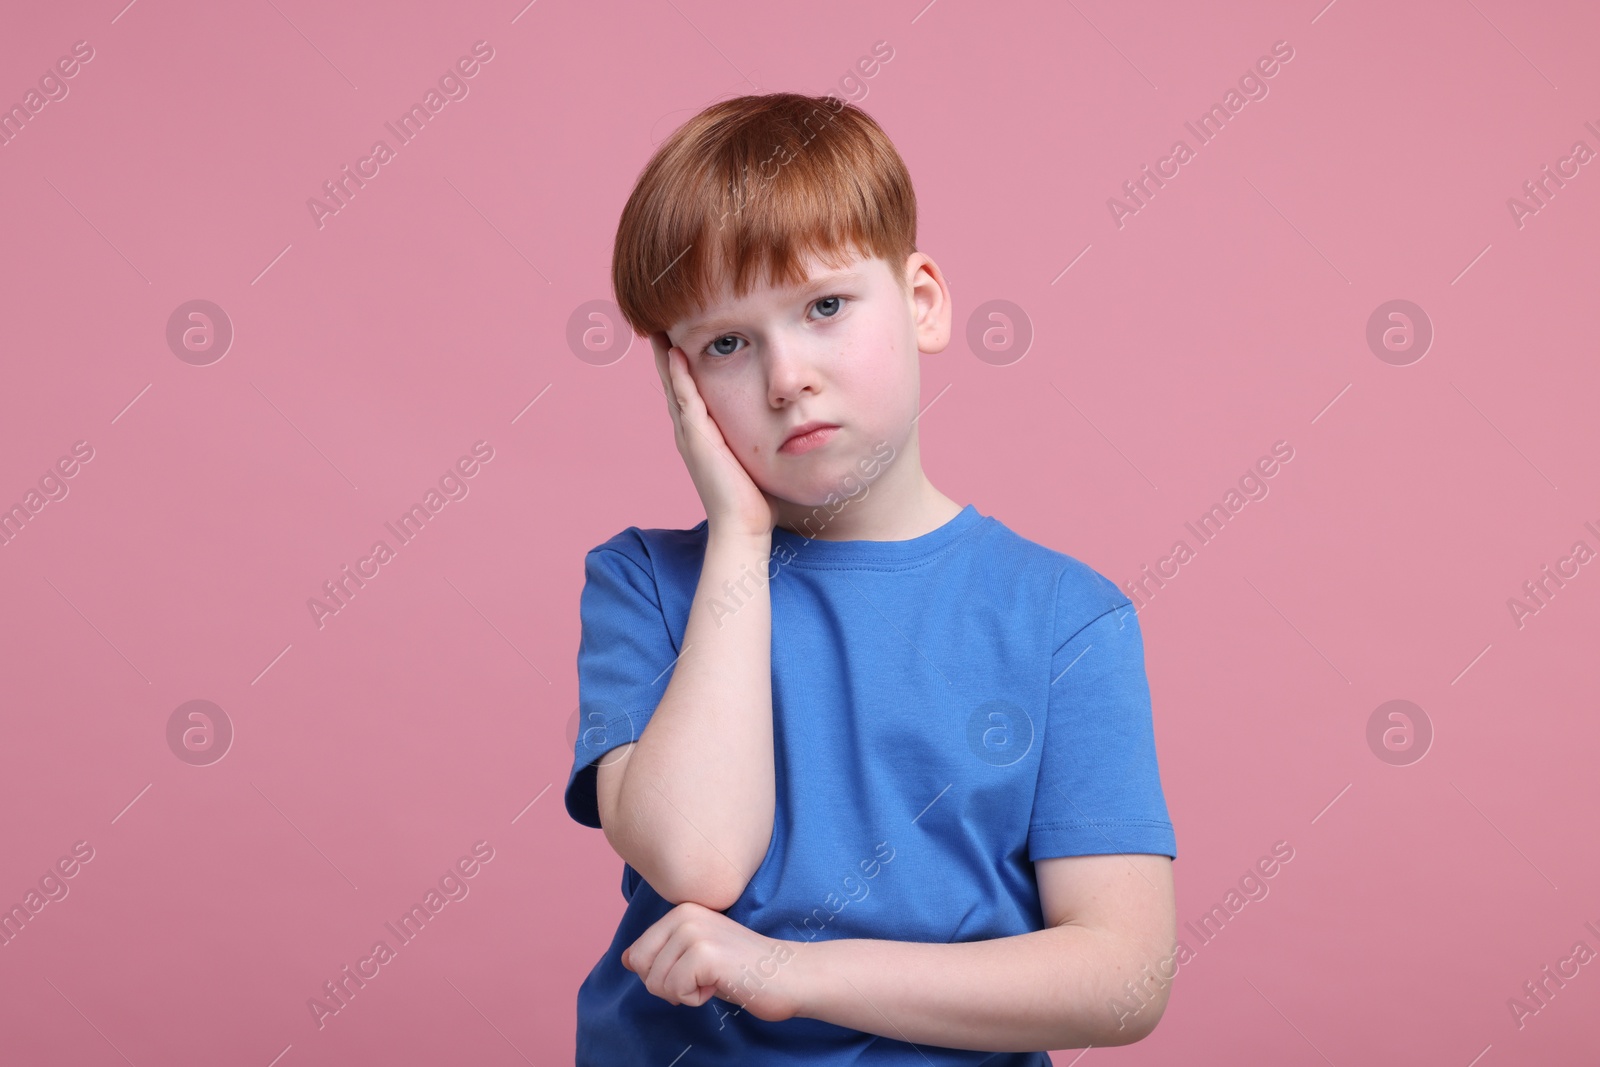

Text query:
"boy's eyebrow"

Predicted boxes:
[[682, 270, 866, 336]]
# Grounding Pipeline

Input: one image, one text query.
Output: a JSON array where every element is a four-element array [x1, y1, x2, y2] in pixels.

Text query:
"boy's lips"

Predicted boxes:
[[779, 422, 840, 455]]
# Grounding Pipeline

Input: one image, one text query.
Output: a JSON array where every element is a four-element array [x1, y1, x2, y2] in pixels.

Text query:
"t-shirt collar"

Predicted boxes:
[[765, 503, 985, 568]]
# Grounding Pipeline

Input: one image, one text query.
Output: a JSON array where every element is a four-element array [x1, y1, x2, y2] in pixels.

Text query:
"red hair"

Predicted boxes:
[[611, 92, 918, 339]]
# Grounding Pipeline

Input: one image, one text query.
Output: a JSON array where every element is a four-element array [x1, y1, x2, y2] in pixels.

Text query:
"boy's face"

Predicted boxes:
[[665, 245, 951, 511]]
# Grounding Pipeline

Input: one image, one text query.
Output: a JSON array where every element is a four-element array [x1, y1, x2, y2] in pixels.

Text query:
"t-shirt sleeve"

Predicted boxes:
[[563, 543, 680, 830], [1028, 590, 1177, 861]]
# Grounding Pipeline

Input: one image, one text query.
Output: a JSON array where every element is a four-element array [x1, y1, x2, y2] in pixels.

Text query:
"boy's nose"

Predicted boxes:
[[765, 339, 821, 404]]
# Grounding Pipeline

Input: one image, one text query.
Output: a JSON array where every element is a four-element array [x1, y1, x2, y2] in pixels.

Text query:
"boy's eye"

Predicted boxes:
[[699, 296, 848, 359]]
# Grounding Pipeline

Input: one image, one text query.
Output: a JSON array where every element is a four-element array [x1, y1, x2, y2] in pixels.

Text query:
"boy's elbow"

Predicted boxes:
[[633, 847, 748, 911], [1066, 934, 1171, 1048], [600, 763, 766, 911], [655, 837, 760, 910], [1092, 982, 1169, 1046], [602, 822, 749, 911], [1103, 1000, 1167, 1046], [655, 869, 745, 912]]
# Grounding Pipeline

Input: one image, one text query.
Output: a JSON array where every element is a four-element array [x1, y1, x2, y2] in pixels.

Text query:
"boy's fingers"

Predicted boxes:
[[651, 333, 676, 392], [653, 341, 684, 421], [669, 349, 692, 410], [672, 349, 704, 412], [672, 355, 691, 412]]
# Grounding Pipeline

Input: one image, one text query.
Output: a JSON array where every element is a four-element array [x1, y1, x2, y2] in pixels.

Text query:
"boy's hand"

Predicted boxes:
[[621, 900, 806, 1022], [651, 331, 780, 541]]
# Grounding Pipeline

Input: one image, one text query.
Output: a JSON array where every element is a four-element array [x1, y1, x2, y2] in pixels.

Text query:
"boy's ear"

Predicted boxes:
[[906, 253, 952, 356]]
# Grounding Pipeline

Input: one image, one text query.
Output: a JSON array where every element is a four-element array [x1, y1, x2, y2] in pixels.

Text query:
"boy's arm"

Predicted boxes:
[[789, 853, 1176, 1051], [597, 529, 775, 912]]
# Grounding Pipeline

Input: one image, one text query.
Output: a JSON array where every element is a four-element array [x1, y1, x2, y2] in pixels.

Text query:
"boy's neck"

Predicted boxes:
[[772, 436, 962, 543]]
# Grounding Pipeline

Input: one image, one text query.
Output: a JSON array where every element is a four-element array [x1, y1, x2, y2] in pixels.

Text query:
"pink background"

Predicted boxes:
[[2, 1, 1597, 1063]]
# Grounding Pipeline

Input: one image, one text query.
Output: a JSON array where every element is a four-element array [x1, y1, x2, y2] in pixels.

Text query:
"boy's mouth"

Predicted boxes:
[[779, 421, 840, 455]]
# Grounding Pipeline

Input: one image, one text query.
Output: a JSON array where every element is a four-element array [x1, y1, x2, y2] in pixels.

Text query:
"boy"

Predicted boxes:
[[564, 92, 1178, 1064]]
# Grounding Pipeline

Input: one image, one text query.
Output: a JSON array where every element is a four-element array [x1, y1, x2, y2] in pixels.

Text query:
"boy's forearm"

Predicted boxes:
[[787, 923, 1168, 1052], [611, 529, 775, 909]]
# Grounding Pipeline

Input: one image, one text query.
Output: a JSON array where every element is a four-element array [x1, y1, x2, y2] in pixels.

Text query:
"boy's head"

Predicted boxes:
[[611, 92, 952, 516]]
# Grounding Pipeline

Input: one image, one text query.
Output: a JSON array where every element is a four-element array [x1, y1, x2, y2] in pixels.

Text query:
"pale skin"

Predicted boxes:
[[621, 854, 1177, 1050], [596, 243, 1178, 1049]]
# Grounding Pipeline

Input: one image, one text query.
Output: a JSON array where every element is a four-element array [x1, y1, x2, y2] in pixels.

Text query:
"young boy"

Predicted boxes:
[[564, 92, 1178, 1064]]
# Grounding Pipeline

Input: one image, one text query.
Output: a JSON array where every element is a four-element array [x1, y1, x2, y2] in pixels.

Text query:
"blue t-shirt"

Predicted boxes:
[[564, 503, 1177, 1065]]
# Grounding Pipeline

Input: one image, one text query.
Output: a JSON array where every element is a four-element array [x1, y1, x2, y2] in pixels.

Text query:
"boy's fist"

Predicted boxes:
[[622, 900, 807, 1023]]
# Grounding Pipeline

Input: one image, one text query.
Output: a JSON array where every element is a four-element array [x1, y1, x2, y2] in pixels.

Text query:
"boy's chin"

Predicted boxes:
[[766, 475, 872, 512]]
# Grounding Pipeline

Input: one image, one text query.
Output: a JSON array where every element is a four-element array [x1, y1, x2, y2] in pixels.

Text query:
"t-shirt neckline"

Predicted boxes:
[[762, 503, 985, 568]]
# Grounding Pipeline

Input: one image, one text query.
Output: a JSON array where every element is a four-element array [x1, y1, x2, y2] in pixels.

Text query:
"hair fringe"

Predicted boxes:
[[611, 92, 918, 340]]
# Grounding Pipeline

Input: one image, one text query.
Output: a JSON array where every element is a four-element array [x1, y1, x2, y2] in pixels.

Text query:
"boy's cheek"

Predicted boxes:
[[701, 397, 754, 450]]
